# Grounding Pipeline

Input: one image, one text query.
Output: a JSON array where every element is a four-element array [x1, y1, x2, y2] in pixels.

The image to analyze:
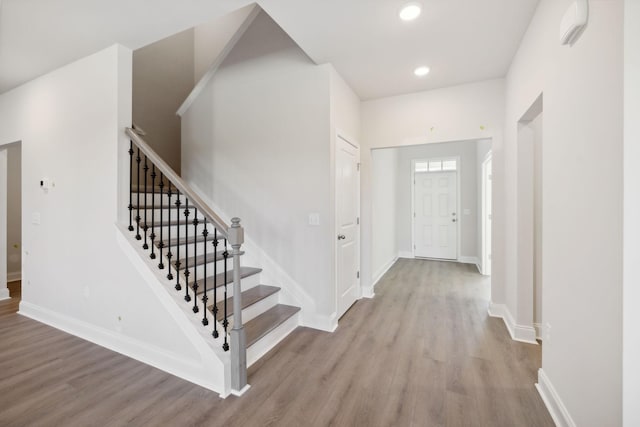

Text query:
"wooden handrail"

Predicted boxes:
[[125, 127, 230, 236]]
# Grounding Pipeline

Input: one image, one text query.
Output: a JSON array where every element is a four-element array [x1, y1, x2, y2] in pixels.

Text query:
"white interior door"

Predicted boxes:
[[413, 171, 457, 260], [336, 136, 360, 319], [482, 156, 492, 275]]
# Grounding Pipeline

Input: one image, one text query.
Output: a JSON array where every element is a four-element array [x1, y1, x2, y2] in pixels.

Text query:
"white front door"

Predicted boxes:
[[336, 136, 360, 319], [413, 171, 457, 259]]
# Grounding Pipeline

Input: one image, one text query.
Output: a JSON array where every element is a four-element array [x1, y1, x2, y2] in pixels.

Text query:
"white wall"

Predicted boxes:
[[361, 79, 505, 300], [6, 143, 21, 280], [394, 140, 479, 260], [181, 12, 334, 318], [624, 0, 640, 425], [0, 149, 7, 300], [371, 148, 398, 288], [133, 29, 195, 174], [193, 4, 256, 82], [505, 1, 623, 425], [0, 45, 226, 393]]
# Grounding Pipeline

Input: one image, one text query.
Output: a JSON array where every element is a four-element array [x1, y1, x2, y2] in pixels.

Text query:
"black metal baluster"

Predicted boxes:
[[142, 156, 149, 250], [223, 239, 229, 351], [157, 175, 165, 268], [175, 192, 182, 291], [212, 228, 219, 339], [202, 219, 209, 326], [184, 199, 191, 302], [192, 208, 199, 313], [128, 141, 134, 231], [149, 165, 156, 259], [166, 184, 173, 279], [135, 148, 142, 240]]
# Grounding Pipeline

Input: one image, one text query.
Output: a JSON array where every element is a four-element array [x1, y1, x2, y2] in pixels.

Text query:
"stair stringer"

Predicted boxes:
[[115, 224, 235, 397], [186, 182, 339, 333]]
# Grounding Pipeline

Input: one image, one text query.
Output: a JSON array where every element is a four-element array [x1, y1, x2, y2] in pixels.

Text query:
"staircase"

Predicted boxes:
[[125, 126, 300, 394]]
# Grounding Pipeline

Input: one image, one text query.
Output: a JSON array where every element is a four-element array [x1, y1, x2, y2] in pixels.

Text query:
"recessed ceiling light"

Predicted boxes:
[[414, 66, 430, 77], [399, 2, 422, 21]]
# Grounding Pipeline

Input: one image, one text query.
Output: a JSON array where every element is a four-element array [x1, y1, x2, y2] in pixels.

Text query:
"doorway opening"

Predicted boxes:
[[0, 142, 22, 302], [517, 94, 543, 342], [481, 153, 492, 276]]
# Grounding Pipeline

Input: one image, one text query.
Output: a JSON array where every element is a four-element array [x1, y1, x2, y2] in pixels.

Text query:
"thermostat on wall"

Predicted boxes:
[[560, 0, 588, 45]]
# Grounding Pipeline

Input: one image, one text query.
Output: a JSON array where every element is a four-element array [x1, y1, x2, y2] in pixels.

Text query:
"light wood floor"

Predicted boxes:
[[0, 260, 554, 426]]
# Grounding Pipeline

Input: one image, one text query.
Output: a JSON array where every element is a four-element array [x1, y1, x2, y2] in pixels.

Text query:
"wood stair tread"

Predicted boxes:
[[156, 233, 216, 248], [191, 266, 262, 293], [140, 218, 204, 228], [209, 285, 280, 321], [245, 304, 300, 347], [133, 204, 196, 210], [172, 251, 245, 270]]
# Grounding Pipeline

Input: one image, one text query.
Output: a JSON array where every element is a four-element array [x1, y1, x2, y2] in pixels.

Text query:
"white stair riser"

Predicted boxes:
[[166, 240, 233, 258], [174, 261, 237, 283], [149, 224, 217, 238], [197, 274, 261, 301], [246, 312, 300, 367]]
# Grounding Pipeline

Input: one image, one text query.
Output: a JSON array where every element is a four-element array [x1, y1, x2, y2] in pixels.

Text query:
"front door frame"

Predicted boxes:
[[410, 156, 461, 261]]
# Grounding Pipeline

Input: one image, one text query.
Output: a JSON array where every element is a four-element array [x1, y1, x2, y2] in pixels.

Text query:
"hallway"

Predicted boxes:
[[0, 260, 553, 426]]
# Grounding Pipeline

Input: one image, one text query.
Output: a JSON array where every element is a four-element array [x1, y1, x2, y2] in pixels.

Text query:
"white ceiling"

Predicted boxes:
[[0, 0, 539, 100]]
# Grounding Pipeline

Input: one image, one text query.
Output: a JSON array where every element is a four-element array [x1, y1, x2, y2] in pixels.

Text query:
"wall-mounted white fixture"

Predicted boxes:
[[40, 178, 50, 192], [559, 0, 588, 45], [414, 66, 430, 77], [399, 2, 421, 21]]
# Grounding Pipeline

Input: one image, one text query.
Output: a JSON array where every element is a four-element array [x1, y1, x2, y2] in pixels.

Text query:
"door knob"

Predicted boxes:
[[338, 234, 346, 240]]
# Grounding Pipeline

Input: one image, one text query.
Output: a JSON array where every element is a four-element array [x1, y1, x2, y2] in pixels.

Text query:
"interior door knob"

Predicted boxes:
[[338, 234, 346, 240]]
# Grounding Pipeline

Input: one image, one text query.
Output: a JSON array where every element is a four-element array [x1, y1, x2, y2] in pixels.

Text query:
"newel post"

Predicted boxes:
[[228, 217, 247, 392]]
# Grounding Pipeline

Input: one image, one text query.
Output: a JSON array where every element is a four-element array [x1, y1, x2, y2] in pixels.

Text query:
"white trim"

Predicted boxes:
[[488, 302, 538, 345], [372, 255, 397, 287], [0, 288, 9, 301], [7, 271, 21, 282], [398, 251, 414, 259], [481, 153, 492, 276], [300, 311, 337, 332], [230, 384, 251, 397], [458, 256, 479, 265], [536, 368, 577, 427], [177, 6, 261, 117], [534, 322, 543, 340], [18, 301, 226, 394]]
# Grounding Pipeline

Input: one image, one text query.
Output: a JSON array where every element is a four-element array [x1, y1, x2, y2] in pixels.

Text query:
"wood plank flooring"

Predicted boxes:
[[0, 260, 554, 426]]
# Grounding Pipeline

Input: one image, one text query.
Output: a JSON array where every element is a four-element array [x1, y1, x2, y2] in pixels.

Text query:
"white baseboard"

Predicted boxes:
[[367, 255, 398, 298], [488, 302, 538, 345], [18, 301, 224, 394], [458, 256, 479, 265], [7, 271, 21, 282], [534, 322, 543, 340], [300, 311, 337, 332], [536, 368, 576, 427], [0, 288, 10, 301], [398, 251, 413, 259]]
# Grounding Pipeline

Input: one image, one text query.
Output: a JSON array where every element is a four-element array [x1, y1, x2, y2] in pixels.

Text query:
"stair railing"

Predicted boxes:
[[125, 126, 247, 392]]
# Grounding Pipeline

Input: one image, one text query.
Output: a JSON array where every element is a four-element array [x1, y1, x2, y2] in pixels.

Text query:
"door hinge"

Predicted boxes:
[[356, 271, 360, 279], [413, 212, 416, 218], [357, 162, 361, 171], [357, 217, 360, 225]]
